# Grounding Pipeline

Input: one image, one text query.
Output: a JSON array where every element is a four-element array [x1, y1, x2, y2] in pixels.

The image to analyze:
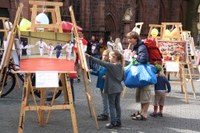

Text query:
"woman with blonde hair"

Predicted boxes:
[[113, 38, 123, 53]]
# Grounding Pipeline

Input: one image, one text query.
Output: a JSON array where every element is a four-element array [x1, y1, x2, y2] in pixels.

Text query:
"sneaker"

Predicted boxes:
[[97, 114, 108, 121], [105, 123, 116, 129], [157, 112, 163, 117], [150, 113, 158, 117], [116, 121, 121, 127]]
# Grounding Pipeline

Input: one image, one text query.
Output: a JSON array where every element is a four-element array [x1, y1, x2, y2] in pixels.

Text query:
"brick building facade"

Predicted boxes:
[[0, 0, 199, 45]]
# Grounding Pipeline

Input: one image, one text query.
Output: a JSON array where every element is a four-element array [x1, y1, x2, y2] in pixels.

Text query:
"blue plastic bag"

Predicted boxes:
[[124, 63, 157, 88]]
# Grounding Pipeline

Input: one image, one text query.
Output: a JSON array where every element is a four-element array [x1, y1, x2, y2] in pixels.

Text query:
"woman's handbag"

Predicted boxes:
[[124, 61, 157, 88]]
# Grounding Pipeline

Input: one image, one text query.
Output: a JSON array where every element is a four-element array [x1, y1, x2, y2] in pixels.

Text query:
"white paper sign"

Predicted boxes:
[[166, 62, 179, 72], [36, 71, 59, 88]]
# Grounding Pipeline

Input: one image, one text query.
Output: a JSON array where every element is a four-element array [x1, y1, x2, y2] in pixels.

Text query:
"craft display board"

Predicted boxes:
[[29, 1, 63, 32], [157, 40, 186, 62], [69, 6, 99, 129]]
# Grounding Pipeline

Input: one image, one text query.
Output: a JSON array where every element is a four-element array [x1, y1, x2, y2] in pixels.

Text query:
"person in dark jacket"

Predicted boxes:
[[127, 31, 151, 121]]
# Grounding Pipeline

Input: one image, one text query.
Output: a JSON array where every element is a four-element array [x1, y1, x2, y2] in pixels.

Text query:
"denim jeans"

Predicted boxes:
[[101, 91, 109, 116], [108, 93, 121, 124]]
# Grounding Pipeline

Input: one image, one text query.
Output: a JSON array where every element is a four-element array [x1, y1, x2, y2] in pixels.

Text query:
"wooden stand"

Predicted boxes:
[[0, 3, 23, 97], [161, 22, 183, 41], [165, 62, 196, 103], [69, 6, 99, 129], [29, 1, 63, 32], [132, 22, 144, 35], [18, 73, 78, 133]]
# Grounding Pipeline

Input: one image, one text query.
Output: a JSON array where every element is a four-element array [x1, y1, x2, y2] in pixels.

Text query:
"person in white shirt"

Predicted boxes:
[[23, 44, 35, 58], [46, 43, 54, 58], [62, 41, 74, 60], [35, 39, 47, 57], [107, 36, 114, 52]]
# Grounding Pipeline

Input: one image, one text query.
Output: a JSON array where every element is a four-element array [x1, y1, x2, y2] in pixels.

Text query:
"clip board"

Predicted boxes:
[[69, 6, 99, 129]]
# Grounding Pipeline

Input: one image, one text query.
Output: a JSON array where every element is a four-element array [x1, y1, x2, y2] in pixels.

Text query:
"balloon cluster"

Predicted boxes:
[[19, 13, 49, 31]]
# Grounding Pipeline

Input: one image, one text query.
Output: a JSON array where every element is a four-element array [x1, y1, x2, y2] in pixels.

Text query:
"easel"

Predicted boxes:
[[132, 22, 144, 35], [161, 22, 183, 41], [0, 4, 23, 97], [69, 6, 99, 129], [148, 24, 163, 40], [17, 2, 79, 133], [18, 64, 78, 133], [29, 1, 63, 32], [159, 23, 196, 103]]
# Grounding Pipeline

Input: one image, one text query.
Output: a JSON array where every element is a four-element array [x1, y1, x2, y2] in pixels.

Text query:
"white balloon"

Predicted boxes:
[[35, 13, 49, 30]]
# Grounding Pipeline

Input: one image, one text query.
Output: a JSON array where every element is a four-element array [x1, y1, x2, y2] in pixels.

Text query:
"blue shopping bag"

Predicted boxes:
[[124, 63, 157, 88]]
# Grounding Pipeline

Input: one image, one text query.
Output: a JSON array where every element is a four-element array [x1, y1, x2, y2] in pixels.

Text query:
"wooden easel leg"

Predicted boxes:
[[82, 70, 92, 116], [15, 74, 21, 89], [82, 71, 99, 129], [18, 74, 30, 133], [65, 74, 78, 133], [181, 65, 188, 103], [39, 89, 45, 126], [187, 64, 196, 98]]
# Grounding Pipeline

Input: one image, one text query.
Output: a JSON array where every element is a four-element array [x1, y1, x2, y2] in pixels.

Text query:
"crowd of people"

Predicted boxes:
[[15, 31, 173, 129], [84, 31, 171, 129]]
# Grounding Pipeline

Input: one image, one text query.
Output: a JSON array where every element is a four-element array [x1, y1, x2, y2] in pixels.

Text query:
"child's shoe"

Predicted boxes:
[[150, 112, 158, 117], [157, 112, 163, 117]]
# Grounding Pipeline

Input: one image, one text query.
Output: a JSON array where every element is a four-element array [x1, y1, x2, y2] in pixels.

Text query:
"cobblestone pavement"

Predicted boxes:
[[0, 74, 200, 133]]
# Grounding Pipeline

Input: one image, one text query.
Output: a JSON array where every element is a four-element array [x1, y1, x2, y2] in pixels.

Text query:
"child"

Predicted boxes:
[[96, 50, 109, 121], [35, 39, 47, 57], [23, 44, 35, 58], [62, 41, 74, 60], [86, 50, 124, 129], [46, 43, 54, 58], [150, 69, 171, 117]]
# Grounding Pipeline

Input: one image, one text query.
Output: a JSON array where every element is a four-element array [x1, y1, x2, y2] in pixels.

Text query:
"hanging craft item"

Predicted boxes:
[[19, 18, 31, 31], [35, 12, 49, 30], [151, 28, 159, 38], [62, 21, 82, 32]]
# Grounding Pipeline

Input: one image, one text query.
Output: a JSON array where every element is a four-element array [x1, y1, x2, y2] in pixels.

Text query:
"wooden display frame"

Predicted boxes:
[[148, 24, 163, 39], [0, 17, 12, 41], [29, 1, 63, 33], [69, 6, 99, 129], [161, 22, 183, 41], [0, 3, 23, 97], [132, 22, 144, 35]]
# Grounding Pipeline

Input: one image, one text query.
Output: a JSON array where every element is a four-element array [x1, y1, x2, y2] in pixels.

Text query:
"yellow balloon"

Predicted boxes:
[[151, 28, 159, 37], [165, 29, 171, 37], [19, 18, 31, 31]]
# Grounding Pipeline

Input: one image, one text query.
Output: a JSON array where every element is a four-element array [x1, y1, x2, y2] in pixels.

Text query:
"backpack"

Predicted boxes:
[[143, 38, 162, 65]]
